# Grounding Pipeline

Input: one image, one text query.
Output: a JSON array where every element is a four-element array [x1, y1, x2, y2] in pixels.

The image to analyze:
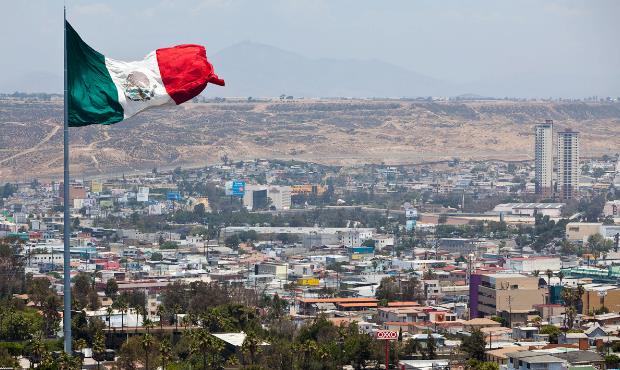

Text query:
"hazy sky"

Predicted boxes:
[[1, 0, 619, 97]]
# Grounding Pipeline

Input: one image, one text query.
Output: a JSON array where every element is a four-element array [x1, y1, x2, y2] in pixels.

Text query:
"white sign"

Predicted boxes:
[[376, 330, 398, 340], [137, 187, 150, 202]]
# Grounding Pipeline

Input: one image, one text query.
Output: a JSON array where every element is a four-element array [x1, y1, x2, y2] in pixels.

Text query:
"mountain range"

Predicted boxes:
[[2, 42, 458, 97], [4, 41, 617, 98]]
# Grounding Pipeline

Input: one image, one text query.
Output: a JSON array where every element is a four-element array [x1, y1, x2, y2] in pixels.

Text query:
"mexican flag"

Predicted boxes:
[[66, 21, 224, 127]]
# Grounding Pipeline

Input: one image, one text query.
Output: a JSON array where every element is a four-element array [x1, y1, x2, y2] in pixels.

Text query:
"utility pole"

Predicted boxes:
[[508, 295, 513, 328], [62, 6, 73, 353]]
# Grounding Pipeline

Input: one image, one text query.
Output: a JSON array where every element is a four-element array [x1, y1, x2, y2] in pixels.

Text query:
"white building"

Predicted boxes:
[[505, 256, 561, 273], [492, 203, 564, 218], [374, 235, 395, 251], [558, 130, 580, 200], [534, 121, 553, 197], [267, 186, 291, 210], [339, 229, 374, 247], [243, 185, 291, 211], [28, 253, 64, 266]]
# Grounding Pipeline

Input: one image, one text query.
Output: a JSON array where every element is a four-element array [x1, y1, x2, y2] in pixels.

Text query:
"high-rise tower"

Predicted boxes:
[[557, 129, 580, 200], [534, 120, 553, 197]]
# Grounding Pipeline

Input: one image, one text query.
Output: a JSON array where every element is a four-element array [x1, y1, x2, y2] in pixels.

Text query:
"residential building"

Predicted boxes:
[[339, 229, 374, 247], [254, 262, 288, 279], [534, 121, 553, 197], [470, 273, 545, 320], [603, 200, 620, 217], [557, 130, 580, 200], [580, 285, 620, 314], [506, 351, 565, 370]]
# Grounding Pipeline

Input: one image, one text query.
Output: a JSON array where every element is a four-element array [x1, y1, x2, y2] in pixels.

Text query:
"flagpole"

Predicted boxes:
[[63, 5, 73, 354]]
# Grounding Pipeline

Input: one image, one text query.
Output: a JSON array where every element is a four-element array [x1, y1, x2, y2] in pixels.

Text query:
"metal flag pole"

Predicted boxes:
[[63, 5, 73, 354]]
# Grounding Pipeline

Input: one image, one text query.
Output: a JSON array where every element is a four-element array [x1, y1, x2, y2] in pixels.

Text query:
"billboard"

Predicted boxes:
[[297, 278, 320, 286], [90, 181, 102, 193], [137, 187, 149, 202], [167, 192, 182, 201], [232, 181, 246, 196], [351, 246, 375, 254], [405, 208, 418, 219]]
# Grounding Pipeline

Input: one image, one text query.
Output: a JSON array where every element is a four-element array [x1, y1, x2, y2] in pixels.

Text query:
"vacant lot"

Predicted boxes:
[[1, 99, 618, 180]]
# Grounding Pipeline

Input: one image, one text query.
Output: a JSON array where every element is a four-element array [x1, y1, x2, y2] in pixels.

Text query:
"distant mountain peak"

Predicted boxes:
[[206, 42, 453, 98]]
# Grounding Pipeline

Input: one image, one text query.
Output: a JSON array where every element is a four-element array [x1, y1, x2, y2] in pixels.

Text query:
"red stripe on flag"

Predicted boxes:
[[156, 44, 224, 105]]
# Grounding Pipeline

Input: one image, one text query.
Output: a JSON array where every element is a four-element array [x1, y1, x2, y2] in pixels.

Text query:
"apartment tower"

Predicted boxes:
[[534, 120, 553, 197], [557, 129, 580, 200]]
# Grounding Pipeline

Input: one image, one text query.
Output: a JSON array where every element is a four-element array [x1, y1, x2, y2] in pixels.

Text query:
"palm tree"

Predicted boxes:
[[143, 317, 154, 335], [173, 304, 181, 333], [546, 269, 553, 285], [134, 305, 143, 334], [142, 333, 154, 370], [156, 304, 166, 332], [57, 351, 81, 370], [558, 270, 565, 285], [159, 338, 172, 370], [27, 334, 46, 367], [241, 330, 262, 366], [190, 329, 224, 369], [182, 314, 192, 332], [117, 301, 128, 337], [106, 306, 113, 333]]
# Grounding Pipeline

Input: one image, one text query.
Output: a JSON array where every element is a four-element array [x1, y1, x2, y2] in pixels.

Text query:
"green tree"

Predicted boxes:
[[588, 233, 613, 256], [41, 294, 61, 337], [27, 277, 54, 307], [466, 359, 500, 370], [376, 277, 399, 301], [142, 333, 154, 370], [92, 330, 106, 370], [194, 203, 206, 217], [461, 328, 486, 361], [113, 299, 128, 336], [160, 241, 179, 250], [561, 285, 585, 329], [546, 269, 553, 284], [159, 338, 172, 370], [156, 304, 166, 331], [72, 273, 92, 310], [104, 278, 118, 298], [539, 325, 561, 344], [241, 330, 262, 366], [342, 323, 373, 370], [0, 239, 25, 298], [425, 330, 436, 359], [190, 328, 225, 369], [606, 354, 620, 369]]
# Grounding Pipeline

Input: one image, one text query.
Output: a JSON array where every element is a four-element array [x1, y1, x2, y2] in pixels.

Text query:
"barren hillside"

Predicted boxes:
[[1, 99, 618, 180]]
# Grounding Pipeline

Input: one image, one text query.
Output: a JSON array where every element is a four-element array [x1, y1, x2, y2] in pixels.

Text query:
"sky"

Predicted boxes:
[[1, 0, 619, 97]]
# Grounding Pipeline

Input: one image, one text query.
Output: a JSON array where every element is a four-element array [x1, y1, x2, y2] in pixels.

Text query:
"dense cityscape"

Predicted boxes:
[[1, 118, 619, 369], [2, 1, 620, 369]]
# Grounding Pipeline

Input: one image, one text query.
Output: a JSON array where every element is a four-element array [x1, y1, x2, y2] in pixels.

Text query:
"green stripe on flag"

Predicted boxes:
[[66, 21, 124, 127]]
